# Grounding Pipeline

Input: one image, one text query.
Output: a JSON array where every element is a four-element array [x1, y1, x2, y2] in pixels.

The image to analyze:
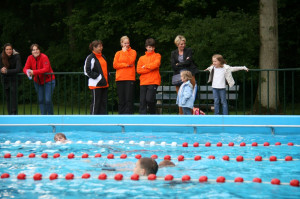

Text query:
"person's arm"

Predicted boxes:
[[6, 54, 21, 74], [176, 48, 194, 68], [230, 66, 249, 72], [85, 56, 99, 79], [113, 51, 128, 69], [144, 53, 161, 70], [171, 51, 182, 71], [23, 56, 32, 74], [137, 57, 149, 74], [182, 86, 193, 104]]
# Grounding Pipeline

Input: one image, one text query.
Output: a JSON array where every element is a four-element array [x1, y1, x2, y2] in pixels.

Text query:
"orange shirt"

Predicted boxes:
[[113, 47, 137, 81], [89, 51, 109, 89], [137, 51, 161, 86]]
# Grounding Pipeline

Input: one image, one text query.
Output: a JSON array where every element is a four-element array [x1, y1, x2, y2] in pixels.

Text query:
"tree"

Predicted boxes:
[[255, 0, 279, 113]]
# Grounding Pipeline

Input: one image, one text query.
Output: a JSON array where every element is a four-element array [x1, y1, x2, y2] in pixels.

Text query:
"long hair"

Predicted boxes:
[[1, 43, 13, 68], [212, 54, 227, 65]]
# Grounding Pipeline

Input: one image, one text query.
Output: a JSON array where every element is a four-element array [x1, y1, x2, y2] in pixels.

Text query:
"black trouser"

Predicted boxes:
[[116, 81, 135, 114], [90, 87, 108, 115], [4, 80, 18, 115], [139, 85, 157, 114]]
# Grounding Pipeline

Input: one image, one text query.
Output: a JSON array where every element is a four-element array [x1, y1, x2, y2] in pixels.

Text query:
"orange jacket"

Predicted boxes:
[[113, 47, 137, 81], [137, 51, 161, 86]]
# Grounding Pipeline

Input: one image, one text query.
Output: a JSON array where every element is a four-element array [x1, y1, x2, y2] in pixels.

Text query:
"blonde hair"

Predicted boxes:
[[120, 36, 130, 46], [174, 35, 186, 46], [212, 54, 227, 65], [180, 70, 192, 82]]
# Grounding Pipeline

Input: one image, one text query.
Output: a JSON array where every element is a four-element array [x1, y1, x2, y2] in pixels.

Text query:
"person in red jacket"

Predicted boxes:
[[113, 36, 137, 114], [137, 38, 161, 114], [23, 44, 55, 115]]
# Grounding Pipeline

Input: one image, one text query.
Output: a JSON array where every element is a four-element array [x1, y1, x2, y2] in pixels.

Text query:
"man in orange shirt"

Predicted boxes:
[[113, 36, 137, 114], [137, 38, 161, 114]]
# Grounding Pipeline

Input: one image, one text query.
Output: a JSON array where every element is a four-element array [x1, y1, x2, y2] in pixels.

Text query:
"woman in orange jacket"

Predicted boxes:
[[113, 36, 137, 114], [137, 38, 161, 114]]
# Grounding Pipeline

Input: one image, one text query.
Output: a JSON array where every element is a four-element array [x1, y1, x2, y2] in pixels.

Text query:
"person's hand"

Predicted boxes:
[[128, 64, 133, 67], [245, 67, 249, 72], [122, 46, 127, 52], [142, 65, 145, 69], [1, 67, 7, 74], [27, 69, 33, 76], [204, 68, 209, 71]]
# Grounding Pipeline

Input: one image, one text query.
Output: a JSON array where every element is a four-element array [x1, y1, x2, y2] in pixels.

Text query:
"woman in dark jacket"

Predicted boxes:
[[171, 35, 198, 114], [0, 43, 21, 114], [84, 40, 109, 115]]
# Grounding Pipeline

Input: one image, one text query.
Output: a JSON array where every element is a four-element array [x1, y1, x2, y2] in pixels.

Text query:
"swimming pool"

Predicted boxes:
[[1, 115, 299, 198]]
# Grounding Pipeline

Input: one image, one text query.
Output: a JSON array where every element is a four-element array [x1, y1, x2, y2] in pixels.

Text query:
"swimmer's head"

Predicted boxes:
[[158, 160, 175, 168], [54, 133, 67, 143], [134, 157, 158, 176]]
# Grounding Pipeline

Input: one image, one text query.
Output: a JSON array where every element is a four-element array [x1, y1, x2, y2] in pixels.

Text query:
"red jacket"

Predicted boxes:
[[23, 53, 55, 85]]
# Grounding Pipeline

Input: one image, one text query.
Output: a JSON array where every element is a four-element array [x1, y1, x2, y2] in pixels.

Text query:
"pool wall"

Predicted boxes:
[[0, 115, 299, 134]]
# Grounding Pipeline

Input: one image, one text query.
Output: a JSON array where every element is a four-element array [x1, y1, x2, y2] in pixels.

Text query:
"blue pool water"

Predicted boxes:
[[0, 116, 300, 198]]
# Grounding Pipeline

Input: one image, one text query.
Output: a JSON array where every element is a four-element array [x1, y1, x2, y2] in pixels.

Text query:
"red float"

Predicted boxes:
[[285, 156, 293, 161], [82, 153, 89, 158], [49, 173, 58, 180], [216, 142, 222, 147], [107, 154, 114, 159], [29, 153, 36, 158], [4, 153, 11, 158], [94, 153, 101, 158], [114, 173, 123, 181], [135, 154, 142, 159], [177, 155, 184, 161], [164, 175, 174, 181], [182, 142, 188, 147], [131, 174, 139, 181], [151, 154, 158, 159], [193, 142, 199, 147], [16, 153, 24, 158], [216, 176, 226, 183], [164, 155, 171, 160], [199, 176, 208, 182], [264, 142, 270, 146], [82, 173, 90, 179], [269, 156, 277, 161], [234, 177, 244, 183], [287, 142, 294, 146], [182, 175, 191, 182], [65, 173, 74, 180], [68, 153, 75, 159], [33, 173, 42, 180], [253, 178, 262, 183], [290, 179, 299, 187], [208, 155, 215, 159], [271, 178, 280, 185], [53, 153, 60, 158], [17, 173, 26, 180], [236, 156, 244, 162], [120, 154, 127, 159], [98, 173, 107, 180], [205, 142, 211, 147], [41, 153, 48, 158], [148, 174, 156, 180], [275, 142, 281, 146], [228, 142, 234, 147], [1, 173, 10, 178], [223, 155, 230, 161], [252, 142, 258, 147], [255, 156, 262, 161], [194, 155, 201, 161], [240, 142, 246, 147]]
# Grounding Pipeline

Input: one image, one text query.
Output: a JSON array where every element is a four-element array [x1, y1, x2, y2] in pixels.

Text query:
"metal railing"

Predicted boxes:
[[0, 69, 299, 115]]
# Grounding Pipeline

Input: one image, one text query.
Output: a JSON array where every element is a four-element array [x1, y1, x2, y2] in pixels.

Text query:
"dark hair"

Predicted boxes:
[[158, 160, 175, 168], [145, 38, 155, 47], [30, 44, 40, 51], [1, 43, 13, 68], [139, 157, 158, 175], [89, 40, 103, 51]]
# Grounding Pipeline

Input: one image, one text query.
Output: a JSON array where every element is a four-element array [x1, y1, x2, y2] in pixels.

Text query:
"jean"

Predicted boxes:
[[34, 80, 55, 115], [182, 107, 192, 115], [212, 88, 228, 115]]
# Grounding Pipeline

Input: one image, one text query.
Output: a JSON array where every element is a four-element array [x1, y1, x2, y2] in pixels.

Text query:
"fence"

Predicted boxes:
[[1, 69, 299, 115]]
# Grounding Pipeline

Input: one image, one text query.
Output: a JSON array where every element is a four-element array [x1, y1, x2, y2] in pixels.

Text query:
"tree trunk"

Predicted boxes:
[[254, 0, 279, 114]]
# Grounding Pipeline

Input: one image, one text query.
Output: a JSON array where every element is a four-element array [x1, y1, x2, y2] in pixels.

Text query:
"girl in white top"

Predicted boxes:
[[204, 54, 248, 115]]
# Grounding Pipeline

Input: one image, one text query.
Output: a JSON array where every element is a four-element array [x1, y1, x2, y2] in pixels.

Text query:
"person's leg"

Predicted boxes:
[[212, 88, 220, 115], [124, 81, 135, 114], [219, 88, 228, 115], [4, 88, 11, 114], [182, 107, 192, 115], [44, 80, 55, 115], [176, 85, 183, 115], [116, 81, 126, 114], [139, 85, 147, 114], [146, 85, 157, 114], [99, 88, 108, 115], [34, 82, 45, 115], [9, 81, 18, 115]]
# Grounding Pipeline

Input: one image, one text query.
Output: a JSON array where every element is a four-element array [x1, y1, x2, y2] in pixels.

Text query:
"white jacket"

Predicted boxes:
[[206, 64, 248, 87]]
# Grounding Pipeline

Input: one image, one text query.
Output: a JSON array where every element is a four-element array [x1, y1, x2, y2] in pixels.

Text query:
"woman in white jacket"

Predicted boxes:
[[204, 54, 248, 115]]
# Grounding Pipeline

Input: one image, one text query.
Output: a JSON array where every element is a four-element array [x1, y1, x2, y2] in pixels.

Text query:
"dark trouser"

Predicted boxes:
[[90, 87, 108, 115], [116, 81, 135, 114], [139, 85, 157, 114], [4, 80, 18, 115], [34, 79, 55, 115]]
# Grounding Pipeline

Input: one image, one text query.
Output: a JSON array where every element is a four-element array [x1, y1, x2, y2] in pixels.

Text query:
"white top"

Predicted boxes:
[[212, 67, 226, 88]]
